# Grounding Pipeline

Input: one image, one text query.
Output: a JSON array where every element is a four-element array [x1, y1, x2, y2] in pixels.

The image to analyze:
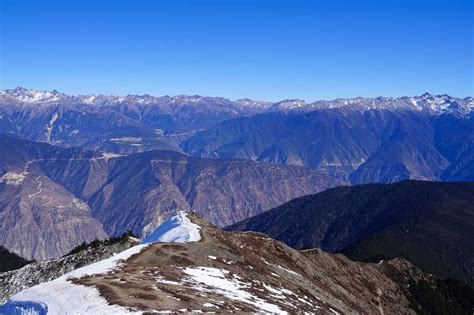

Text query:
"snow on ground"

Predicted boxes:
[[182, 266, 286, 314], [1, 212, 202, 314], [45, 112, 59, 143], [141, 211, 201, 244], [2, 245, 148, 315]]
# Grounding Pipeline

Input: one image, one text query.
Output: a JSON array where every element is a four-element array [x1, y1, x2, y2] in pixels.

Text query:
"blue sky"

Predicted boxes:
[[1, 0, 472, 101]]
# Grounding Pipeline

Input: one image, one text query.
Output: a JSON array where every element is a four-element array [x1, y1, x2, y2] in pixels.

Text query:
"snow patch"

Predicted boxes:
[[110, 137, 143, 143], [183, 267, 286, 313], [83, 95, 97, 104], [141, 211, 201, 244], [45, 112, 59, 143], [4, 245, 148, 314]]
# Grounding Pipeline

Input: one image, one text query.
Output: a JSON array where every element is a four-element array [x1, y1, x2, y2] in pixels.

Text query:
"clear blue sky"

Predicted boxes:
[[1, 0, 472, 101]]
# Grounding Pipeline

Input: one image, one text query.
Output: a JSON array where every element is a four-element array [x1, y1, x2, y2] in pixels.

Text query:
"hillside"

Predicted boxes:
[[0, 233, 138, 303], [182, 105, 474, 183], [227, 180, 474, 286], [3, 212, 473, 314]]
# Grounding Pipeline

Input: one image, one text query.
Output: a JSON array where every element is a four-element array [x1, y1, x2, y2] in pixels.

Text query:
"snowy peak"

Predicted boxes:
[[270, 99, 306, 111], [141, 211, 201, 244], [1, 87, 472, 115], [2, 87, 64, 104], [308, 94, 473, 115], [233, 98, 273, 109]]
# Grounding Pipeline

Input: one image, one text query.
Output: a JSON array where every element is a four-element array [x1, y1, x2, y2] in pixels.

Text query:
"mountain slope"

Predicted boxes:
[[182, 107, 473, 183], [3, 212, 473, 314], [227, 180, 474, 286], [0, 136, 342, 260], [0, 137, 109, 261]]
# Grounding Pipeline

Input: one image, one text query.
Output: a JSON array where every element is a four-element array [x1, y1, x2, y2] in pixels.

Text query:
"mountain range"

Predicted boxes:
[[2, 88, 472, 184], [182, 104, 474, 183], [0, 135, 340, 261]]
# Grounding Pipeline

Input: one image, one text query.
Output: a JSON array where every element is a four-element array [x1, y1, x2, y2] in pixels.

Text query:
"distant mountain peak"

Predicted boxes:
[[3, 87, 63, 104]]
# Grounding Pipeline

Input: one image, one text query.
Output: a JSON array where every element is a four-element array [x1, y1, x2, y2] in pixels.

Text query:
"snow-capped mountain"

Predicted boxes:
[[0, 87, 267, 109], [306, 93, 474, 115], [269, 99, 306, 111], [0, 88, 471, 155], [0, 87, 64, 104], [1, 87, 472, 115], [0, 87, 272, 153], [1, 212, 469, 314]]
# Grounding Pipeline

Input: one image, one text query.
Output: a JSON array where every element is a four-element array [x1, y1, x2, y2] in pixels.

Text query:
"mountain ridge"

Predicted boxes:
[[2, 87, 472, 115], [226, 180, 474, 287], [3, 212, 473, 314], [182, 108, 474, 183]]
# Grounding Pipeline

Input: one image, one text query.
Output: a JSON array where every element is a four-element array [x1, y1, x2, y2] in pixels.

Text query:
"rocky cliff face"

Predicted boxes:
[[3, 213, 472, 314], [0, 136, 342, 260]]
